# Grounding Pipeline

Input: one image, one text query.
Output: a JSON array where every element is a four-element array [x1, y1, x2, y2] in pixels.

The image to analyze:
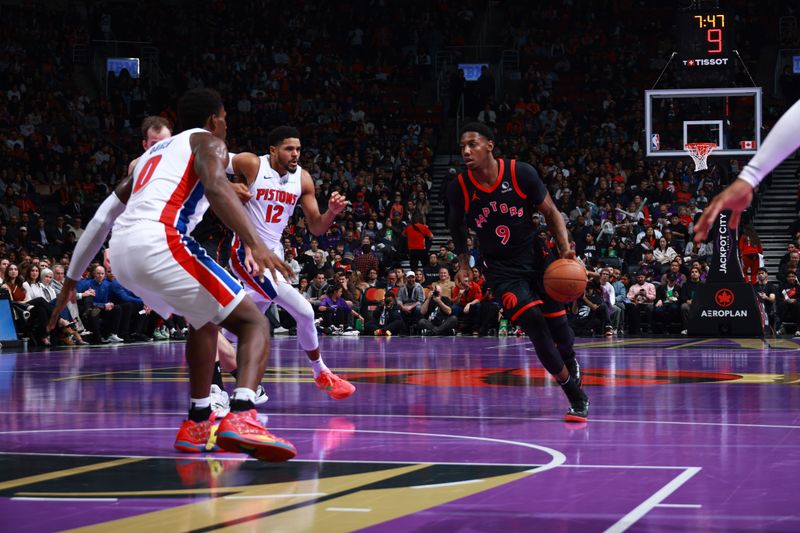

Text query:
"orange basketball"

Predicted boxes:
[[544, 259, 588, 303]]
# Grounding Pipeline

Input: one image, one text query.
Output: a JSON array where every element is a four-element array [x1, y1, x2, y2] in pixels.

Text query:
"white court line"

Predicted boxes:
[[0, 450, 697, 471], [326, 507, 371, 512], [1, 413, 797, 430], [0, 427, 567, 476], [12, 497, 118, 502], [411, 479, 483, 489], [605, 467, 702, 533], [224, 493, 326, 500], [655, 503, 702, 508]]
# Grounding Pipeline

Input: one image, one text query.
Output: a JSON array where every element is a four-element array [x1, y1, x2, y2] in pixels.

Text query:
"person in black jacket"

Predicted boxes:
[[680, 267, 704, 334], [364, 292, 407, 336]]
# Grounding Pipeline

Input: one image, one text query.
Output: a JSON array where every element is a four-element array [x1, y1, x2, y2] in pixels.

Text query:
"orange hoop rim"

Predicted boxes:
[[685, 142, 717, 155], [685, 142, 717, 171]]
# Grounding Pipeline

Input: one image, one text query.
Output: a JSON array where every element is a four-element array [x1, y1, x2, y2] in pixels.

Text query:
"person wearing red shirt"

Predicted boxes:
[[739, 226, 763, 284], [451, 271, 482, 335], [402, 213, 434, 271]]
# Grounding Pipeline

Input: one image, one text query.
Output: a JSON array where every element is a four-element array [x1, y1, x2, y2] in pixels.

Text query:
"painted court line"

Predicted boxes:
[[0, 427, 568, 476], [411, 479, 484, 489], [655, 503, 702, 508], [2, 414, 797, 430], [0, 450, 700, 472], [326, 507, 371, 513], [605, 467, 702, 533], [12, 497, 118, 502], [224, 493, 326, 500]]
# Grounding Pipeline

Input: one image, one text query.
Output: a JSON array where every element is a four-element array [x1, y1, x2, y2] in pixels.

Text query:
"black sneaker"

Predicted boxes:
[[564, 357, 582, 388], [561, 378, 589, 423]]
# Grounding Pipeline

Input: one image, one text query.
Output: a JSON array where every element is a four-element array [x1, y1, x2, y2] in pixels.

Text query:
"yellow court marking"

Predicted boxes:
[[53, 367, 184, 382], [0, 457, 144, 491], [666, 339, 716, 350], [573, 338, 661, 349], [64, 464, 429, 533], [734, 373, 800, 384], [227, 466, 539, 532], [731, 338, 800, 350]]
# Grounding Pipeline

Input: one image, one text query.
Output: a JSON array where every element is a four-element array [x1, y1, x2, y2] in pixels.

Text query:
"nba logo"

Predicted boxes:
[[651, 133, 660, 151]]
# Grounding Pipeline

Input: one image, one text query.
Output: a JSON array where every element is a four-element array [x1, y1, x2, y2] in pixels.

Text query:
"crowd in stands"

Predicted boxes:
[[1, 1, 799, 344]]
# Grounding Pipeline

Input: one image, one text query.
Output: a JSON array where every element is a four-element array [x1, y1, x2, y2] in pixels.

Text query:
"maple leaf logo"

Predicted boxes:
[[715, 288, 734, 307]]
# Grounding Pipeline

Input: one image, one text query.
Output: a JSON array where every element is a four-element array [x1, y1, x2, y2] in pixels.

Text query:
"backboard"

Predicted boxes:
[[645, 87, 761, 157]]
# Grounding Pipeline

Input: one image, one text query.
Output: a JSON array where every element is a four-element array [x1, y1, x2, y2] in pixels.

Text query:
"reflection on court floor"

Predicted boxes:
[[0, 336, 798, 531]]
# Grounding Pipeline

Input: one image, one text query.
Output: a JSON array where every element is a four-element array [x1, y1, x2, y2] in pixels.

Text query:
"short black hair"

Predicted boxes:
[[176, 89, 223, 132], [757, 267, 768, 274], [268, 126, 301, 147], [459, 122, 495, 141]]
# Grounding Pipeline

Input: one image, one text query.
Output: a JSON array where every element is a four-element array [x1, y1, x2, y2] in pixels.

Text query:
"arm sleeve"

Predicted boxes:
[[514, 162, 548, 206], [738, 99, 800, 188], [66, 192, 126, 281], [446, 176, 469, 255]]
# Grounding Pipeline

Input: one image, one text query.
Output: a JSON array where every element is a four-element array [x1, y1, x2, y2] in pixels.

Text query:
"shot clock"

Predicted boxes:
[[677, 12, 733, 68]]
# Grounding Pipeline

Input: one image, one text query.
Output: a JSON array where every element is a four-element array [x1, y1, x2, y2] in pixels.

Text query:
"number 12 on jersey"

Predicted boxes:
[[495, 225, 510, 245], [264, 204, 284, 223]]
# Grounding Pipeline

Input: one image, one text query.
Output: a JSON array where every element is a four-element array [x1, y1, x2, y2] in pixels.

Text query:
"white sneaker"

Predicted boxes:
[[253, 385, 269, 405], [273, 326, 290, 335], [342, 330, 360, 336], [107, 334, 124, 343], [681, 330, 688, 335], [210, 384, 230, 418]]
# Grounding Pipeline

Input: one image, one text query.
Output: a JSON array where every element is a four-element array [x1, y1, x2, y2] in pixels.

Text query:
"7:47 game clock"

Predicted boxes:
[[677, 12, 734, 68]]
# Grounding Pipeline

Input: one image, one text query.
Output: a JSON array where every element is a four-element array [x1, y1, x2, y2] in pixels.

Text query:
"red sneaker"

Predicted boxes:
[[174, 414, 219, 453], [315, 371, 356, 400], [216, 409, 296, 462]]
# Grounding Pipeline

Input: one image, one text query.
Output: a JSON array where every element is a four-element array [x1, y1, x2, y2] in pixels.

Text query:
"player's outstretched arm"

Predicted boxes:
[[226, 152, 260, 202], [192, 133, 293, 282], [48, 177, 134, 331], [694, 99, 800, 241], [299, 170, 347, 235]]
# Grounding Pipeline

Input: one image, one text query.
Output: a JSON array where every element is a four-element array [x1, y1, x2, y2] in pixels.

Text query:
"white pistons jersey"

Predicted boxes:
[[114, 127, 211, 236], [238, 154, 302, 255]]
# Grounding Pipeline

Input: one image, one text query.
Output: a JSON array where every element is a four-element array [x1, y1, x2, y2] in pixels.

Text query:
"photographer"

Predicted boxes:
[[416, 284, 458, 336], [364, 292, 407, 336], [570, 279, 613, 336]]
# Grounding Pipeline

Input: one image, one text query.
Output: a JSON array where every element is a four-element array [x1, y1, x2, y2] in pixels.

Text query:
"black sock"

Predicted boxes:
[[230, 399, 255, 412], [212, 362, 224, 389], [230, 369, 238, 380], [188, 405, 212, 422]]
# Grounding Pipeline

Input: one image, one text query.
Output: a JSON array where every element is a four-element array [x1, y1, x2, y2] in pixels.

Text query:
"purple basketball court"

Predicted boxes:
[[1, 335, 798, 531]]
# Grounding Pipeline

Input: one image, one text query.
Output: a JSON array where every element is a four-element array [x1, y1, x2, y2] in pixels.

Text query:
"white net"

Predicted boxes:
[[685, 143, 717, 171]]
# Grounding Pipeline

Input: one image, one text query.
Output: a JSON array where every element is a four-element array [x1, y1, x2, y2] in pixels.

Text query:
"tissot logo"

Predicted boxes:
[[683, 58, 730, 67], [715, 288, 734, 307]]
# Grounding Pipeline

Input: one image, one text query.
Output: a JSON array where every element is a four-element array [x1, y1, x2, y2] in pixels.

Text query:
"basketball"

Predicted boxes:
[[544, 259, 588, 303]]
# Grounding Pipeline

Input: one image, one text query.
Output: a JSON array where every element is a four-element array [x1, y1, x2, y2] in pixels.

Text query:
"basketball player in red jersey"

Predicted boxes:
[[446, 122, 589, 422]]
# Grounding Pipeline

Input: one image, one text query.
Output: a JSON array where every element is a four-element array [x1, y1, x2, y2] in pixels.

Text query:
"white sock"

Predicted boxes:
[[310, 357, 329, 378], [191, 396, 211, 409], [231, 387, 256, 403]]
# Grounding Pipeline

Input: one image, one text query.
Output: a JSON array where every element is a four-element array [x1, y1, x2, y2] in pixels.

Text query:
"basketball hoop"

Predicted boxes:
[[685, 142, 717, 172]]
